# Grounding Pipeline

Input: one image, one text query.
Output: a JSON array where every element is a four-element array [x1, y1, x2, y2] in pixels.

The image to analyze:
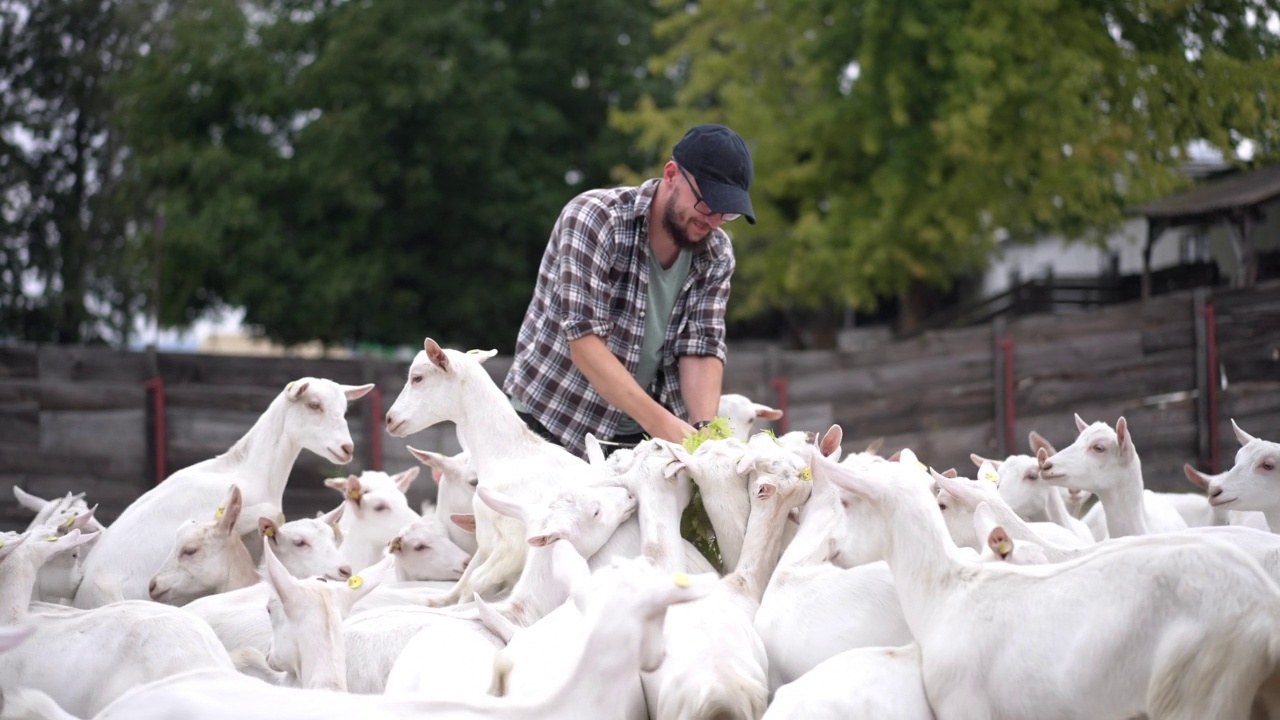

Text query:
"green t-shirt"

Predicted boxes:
[[614, 249, 692, 435]]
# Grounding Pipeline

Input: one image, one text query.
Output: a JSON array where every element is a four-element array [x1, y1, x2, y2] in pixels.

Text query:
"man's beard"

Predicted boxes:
[[662, 198, 699, 251]]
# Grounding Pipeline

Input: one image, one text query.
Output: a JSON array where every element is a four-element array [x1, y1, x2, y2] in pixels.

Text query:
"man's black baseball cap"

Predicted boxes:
[[672, 124, 756, 224]]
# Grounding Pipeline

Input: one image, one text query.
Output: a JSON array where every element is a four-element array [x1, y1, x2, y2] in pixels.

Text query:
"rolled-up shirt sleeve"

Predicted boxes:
[[555, 197, 615, 341], [672, 246, 734, 362]]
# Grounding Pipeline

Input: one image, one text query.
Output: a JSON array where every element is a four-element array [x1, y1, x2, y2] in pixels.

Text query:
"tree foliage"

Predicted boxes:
[[613, 0, 1280, 321], [0, 0, 153, 343], [115, 0, 672, 350]]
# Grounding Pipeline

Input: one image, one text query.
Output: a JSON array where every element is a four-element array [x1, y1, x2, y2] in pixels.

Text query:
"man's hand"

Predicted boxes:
[[644, 413, 697, 445]]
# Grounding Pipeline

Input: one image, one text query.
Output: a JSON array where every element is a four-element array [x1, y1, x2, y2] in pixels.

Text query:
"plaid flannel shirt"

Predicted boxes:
[[503, 178, 735, 457]]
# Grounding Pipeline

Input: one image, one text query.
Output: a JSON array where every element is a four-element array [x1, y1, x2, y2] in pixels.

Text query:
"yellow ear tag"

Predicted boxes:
[[275, 512, 286, 525], [914, 461, 928, 473], [214, 506, 225, 520], [994, 540, 1012, 557], [347, 489, 362, 502], [673, 573, 690, 588], [45, 536, 59, 542], [63, 515, 76, 528], [347, 575, 364, 589], [286, 382, 295, 392], [0, 541, 5, 548], [389, 537, 402, 553], [981, 469, 999, 484], [262, 526, 276, 538], [799, 467, 813, 482], [466, 349, 482, 354]]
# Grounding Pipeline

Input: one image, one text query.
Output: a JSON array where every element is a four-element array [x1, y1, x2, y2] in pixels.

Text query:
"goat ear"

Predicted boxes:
[[584, 434, 607, 466], [450, 514, 477, 533], [528, 529, 565, 547], [976, 461, 1000, 485], [863, 435, 884, 456], [343, 554, 395, 607], [424, 338, 450, 372], [819, 425, 843, 458], [392, 467, 420, 493], [407, 446, 447, 479], [285, 380, 311, 402], [58, 505, 98, 536], [259, 516, 280, 544], [1231, 418, 1257, 446], [466, 349, 499, 363], [972, 501, 1000, 546], [11, 487, 48, 513], [753, 478, 777, 501], [320, 503, 345, 528], [476, 485, 527, 522], [940, 468, 958, 478], [887, 450, 903, 462], [1183, 463, 1213, 492], [342, 383, 375, 401], [1115, 417, 1131, 454], [811, 452, 884, 502], [344, 476, 363, 506], [323, 476, 347, 492], [754, 404, 784, 421], [261, 538, 301, 608], [987, 524, 1014, 560], [1028, 430, 1057, 456], [1074, 413, 1089, 433], [216, 486, 243, 535]]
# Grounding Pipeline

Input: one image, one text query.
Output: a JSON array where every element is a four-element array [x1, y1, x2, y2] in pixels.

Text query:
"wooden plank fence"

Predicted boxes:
[[1, 280, 1277, 531]]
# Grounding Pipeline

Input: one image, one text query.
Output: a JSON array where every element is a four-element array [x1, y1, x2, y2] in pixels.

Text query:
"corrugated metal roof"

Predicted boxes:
[[1129, 163, 1280, 221]]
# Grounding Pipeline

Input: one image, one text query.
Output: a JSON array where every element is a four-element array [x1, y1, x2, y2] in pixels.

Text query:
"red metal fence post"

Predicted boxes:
[[769, 376, 790, 435], [144, 377, 167, 485]]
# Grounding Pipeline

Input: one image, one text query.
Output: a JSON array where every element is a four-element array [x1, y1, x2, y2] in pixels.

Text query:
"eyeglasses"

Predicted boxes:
[[677, 165, 741, 223]]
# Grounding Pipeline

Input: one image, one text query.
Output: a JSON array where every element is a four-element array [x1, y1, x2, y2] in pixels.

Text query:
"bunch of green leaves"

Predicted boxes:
[[678, 416, 735, 569]]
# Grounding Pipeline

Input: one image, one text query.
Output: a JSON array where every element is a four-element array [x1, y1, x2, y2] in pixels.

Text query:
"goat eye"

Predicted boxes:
[[411, 374, 423, 384], [375, 504, 389, 513], [293, 539, 308, 548], [1092, 444, 1105, 453], [414, 543, 429, 552], [307, 400, 321, 411], [1264, 461, 1276, 472], [468, 479, 479, 488], [181, 547, 198, 557], [840, 499, 850, 509]]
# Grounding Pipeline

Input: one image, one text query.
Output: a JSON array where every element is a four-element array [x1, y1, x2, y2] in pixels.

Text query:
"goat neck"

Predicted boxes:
[[210, 393, 298, 505]]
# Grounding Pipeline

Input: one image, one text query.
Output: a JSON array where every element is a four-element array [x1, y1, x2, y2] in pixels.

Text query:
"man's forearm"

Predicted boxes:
[[679, 355, 724, 424], [568, 335, 671, 431]]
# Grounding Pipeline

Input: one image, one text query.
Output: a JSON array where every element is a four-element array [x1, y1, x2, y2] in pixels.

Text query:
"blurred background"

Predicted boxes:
[[3, 0, 1278, 353], [1, 0, 1278, 528]]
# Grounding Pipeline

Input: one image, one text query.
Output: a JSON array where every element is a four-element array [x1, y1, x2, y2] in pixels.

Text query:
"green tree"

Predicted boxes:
[[0, 0, 154, 344], [614, 0, 1280, 332], [118, 0, 673, 350]]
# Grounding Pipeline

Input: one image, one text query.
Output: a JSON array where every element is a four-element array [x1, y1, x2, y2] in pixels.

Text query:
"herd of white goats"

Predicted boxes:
[[2, 338, 1280, 719]]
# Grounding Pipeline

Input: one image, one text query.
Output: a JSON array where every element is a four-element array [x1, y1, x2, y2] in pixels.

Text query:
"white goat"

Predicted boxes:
[[74, 378, 372, 607], [387, 512, 471, 581], [718, 393, 784, 441], [1202, 420, 1280, 532], [0, 526, 233, 718], [1037, 414, 1188, 538], [1183, 461, 1269, 530], [385, 339, 609, 606], [82, 557, 716, 720], [344, 480, 635, 694], [408, 446, 480, 555], [260, 539, 396, 690], [814, 447, 1280, 720], [644, 435, 812, 720], [971, 431, 1093, 543], [325, 468, 422, 571], [756, 431, 912, 693], [763, 643, 934, 720], [149, 486, 352, 605]]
